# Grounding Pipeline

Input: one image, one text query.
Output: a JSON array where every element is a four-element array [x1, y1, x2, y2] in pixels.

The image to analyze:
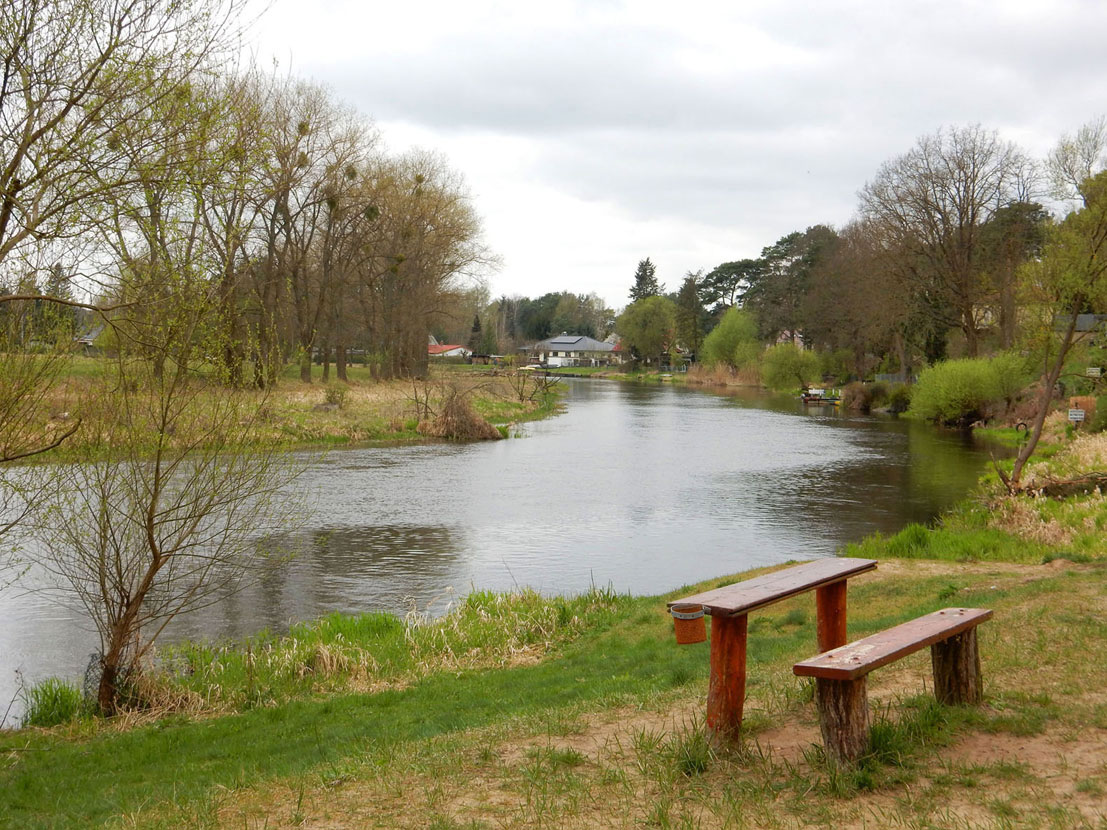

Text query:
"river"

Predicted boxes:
[[0, 379, 999, 723]]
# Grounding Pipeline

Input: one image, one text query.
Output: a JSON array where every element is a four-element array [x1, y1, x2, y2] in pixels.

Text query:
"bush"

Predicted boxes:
[[323, 383, 348, 408], [887, 384, 912, 415], [840, 382, 873, 413], [909, 355, 1031, 426], [21, 677, 87, 727]]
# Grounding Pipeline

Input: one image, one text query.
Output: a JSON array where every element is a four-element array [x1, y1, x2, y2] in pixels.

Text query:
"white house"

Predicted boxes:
[[533, 334, 616, 367], [428, 344, 471, 359]]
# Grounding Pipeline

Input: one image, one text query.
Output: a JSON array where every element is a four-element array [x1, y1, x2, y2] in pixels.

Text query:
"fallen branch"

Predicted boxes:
[[1029, 473, 1107, 499]]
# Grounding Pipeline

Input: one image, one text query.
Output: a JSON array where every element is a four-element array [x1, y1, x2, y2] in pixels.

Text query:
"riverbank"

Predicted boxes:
[[32, 360, 561, 459], [3, 554, 1105, 828]]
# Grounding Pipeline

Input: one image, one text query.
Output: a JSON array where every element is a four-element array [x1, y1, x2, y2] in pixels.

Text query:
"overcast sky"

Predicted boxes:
[[247, 0, 1107, 309]]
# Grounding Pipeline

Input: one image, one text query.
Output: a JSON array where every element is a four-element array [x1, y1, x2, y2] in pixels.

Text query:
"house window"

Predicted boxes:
[[551, 351, 558, 357]]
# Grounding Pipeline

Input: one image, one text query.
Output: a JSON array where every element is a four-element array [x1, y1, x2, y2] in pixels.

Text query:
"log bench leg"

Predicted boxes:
[[706, 613, 747, 741], [815, 581, 848, 652], [814, 676, 870, 765], [931, 627, 983, 705]]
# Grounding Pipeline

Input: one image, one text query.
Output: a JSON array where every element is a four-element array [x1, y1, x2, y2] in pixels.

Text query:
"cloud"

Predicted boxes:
[[252, 0, 1107, 306]]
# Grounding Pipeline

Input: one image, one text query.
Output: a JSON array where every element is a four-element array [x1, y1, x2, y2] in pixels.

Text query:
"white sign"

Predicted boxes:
[[1087, 367, 1103, 378], [1069, 409, 1086, 422]]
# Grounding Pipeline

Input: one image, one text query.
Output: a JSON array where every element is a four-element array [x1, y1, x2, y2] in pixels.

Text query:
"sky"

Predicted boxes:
[[245, 0, 1107, 310]]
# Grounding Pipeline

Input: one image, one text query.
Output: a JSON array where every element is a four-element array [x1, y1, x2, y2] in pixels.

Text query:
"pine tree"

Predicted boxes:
[[629, 257, 661, 302]]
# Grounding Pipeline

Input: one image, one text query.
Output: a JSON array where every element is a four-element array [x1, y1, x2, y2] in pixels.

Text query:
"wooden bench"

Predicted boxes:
[[669, 557, 877, 739], [793, 607, 992, 764]]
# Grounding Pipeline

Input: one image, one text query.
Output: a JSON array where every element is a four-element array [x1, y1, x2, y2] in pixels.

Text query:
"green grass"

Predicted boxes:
[[845, 521, 1051, 564], [3, 561, 1105, 828]]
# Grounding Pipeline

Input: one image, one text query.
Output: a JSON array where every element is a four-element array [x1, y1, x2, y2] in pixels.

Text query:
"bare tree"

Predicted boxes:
[[1048, 116, 1107, 203], [29, 285, 304, 713], [860, 125, 1036, 356]]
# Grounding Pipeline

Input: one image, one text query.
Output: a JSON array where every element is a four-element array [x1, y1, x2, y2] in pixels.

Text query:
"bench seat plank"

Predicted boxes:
[[793, 607, 993, 681], [669, 557, 877, 617]]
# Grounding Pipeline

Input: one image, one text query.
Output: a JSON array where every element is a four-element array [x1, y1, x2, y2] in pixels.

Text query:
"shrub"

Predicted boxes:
[[909, 355, 1031, 426], [840, 382, 873, 413], [323, 384, 348, 408], [887, 384, 912, 415], [21, 677, 87, 727]]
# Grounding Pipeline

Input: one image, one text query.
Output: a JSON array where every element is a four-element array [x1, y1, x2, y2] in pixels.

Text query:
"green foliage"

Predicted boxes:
[[760, 343, 820, 391], [21, 678, 88, 728], [700, 307, 759, 369], [887, 384, 912, 415], [616, 296, 677, 363], [1084, 394, 1107, 432], [628, 257, 661, 302], [909, 354, 1031, 426], [323, 383, 348, 407], [819, 348, 853, 385]]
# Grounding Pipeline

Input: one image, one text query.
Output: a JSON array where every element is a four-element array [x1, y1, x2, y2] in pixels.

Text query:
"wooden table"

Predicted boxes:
[[669, 557, 877, 739]]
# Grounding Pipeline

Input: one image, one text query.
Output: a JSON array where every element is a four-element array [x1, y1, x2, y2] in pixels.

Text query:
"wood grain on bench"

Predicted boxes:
[[793, 607, 993, 681], [794, 607, 993, 764], [669, 557, 877, 617]]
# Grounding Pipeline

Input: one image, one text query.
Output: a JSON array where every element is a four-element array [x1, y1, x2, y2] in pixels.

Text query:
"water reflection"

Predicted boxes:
[[1, 379, 1002, 723]]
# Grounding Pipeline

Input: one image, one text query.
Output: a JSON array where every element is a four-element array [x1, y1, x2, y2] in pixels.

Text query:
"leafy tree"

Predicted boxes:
[[629, 257, 661, 302], [468, 314, 482, 353], [701, 307, 760, 369], [1006, 170, 1107, 490], [700, 259, 763, 315], [616, 295, 677, 365], [674, 272, 706, 356], [761, 343, 821, 392], [744, 226, 837, 343]]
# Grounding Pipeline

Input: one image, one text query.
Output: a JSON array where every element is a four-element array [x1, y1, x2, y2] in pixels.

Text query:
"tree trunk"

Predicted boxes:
[[1009, 312, 1078, 489], [931, 629, 983, 705], [321, 342, 330, 382], [336, 343, 348, 382], [299, 346, 312, 384], [814, 677, 870, 765]]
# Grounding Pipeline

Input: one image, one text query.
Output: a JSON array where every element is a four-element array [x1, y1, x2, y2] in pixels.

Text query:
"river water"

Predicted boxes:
[[0, 379, 998, 723]]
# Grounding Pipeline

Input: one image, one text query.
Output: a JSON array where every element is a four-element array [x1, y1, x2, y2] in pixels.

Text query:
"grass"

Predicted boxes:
[[28, 359, 561, 461], [4, 558, 1107, 828]]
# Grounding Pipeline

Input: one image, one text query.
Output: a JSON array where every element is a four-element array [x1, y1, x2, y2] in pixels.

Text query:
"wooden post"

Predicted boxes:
[[706, 613, 747, 740], [814, 677, 870, 765], [931, 628, 983, 705], [815, 581, 848, 652]]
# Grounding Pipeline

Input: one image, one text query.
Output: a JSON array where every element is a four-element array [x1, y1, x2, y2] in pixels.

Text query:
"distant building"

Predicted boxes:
[[533, 333, 617, 367], [428, 344, 471, 359]]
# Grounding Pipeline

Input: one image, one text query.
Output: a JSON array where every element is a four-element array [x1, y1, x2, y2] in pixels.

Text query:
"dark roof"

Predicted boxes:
[[537, 334, 613, 352]]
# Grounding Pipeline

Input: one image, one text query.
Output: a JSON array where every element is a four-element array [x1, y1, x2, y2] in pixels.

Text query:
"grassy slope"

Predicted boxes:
[[3, 558, 1107, 828]]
